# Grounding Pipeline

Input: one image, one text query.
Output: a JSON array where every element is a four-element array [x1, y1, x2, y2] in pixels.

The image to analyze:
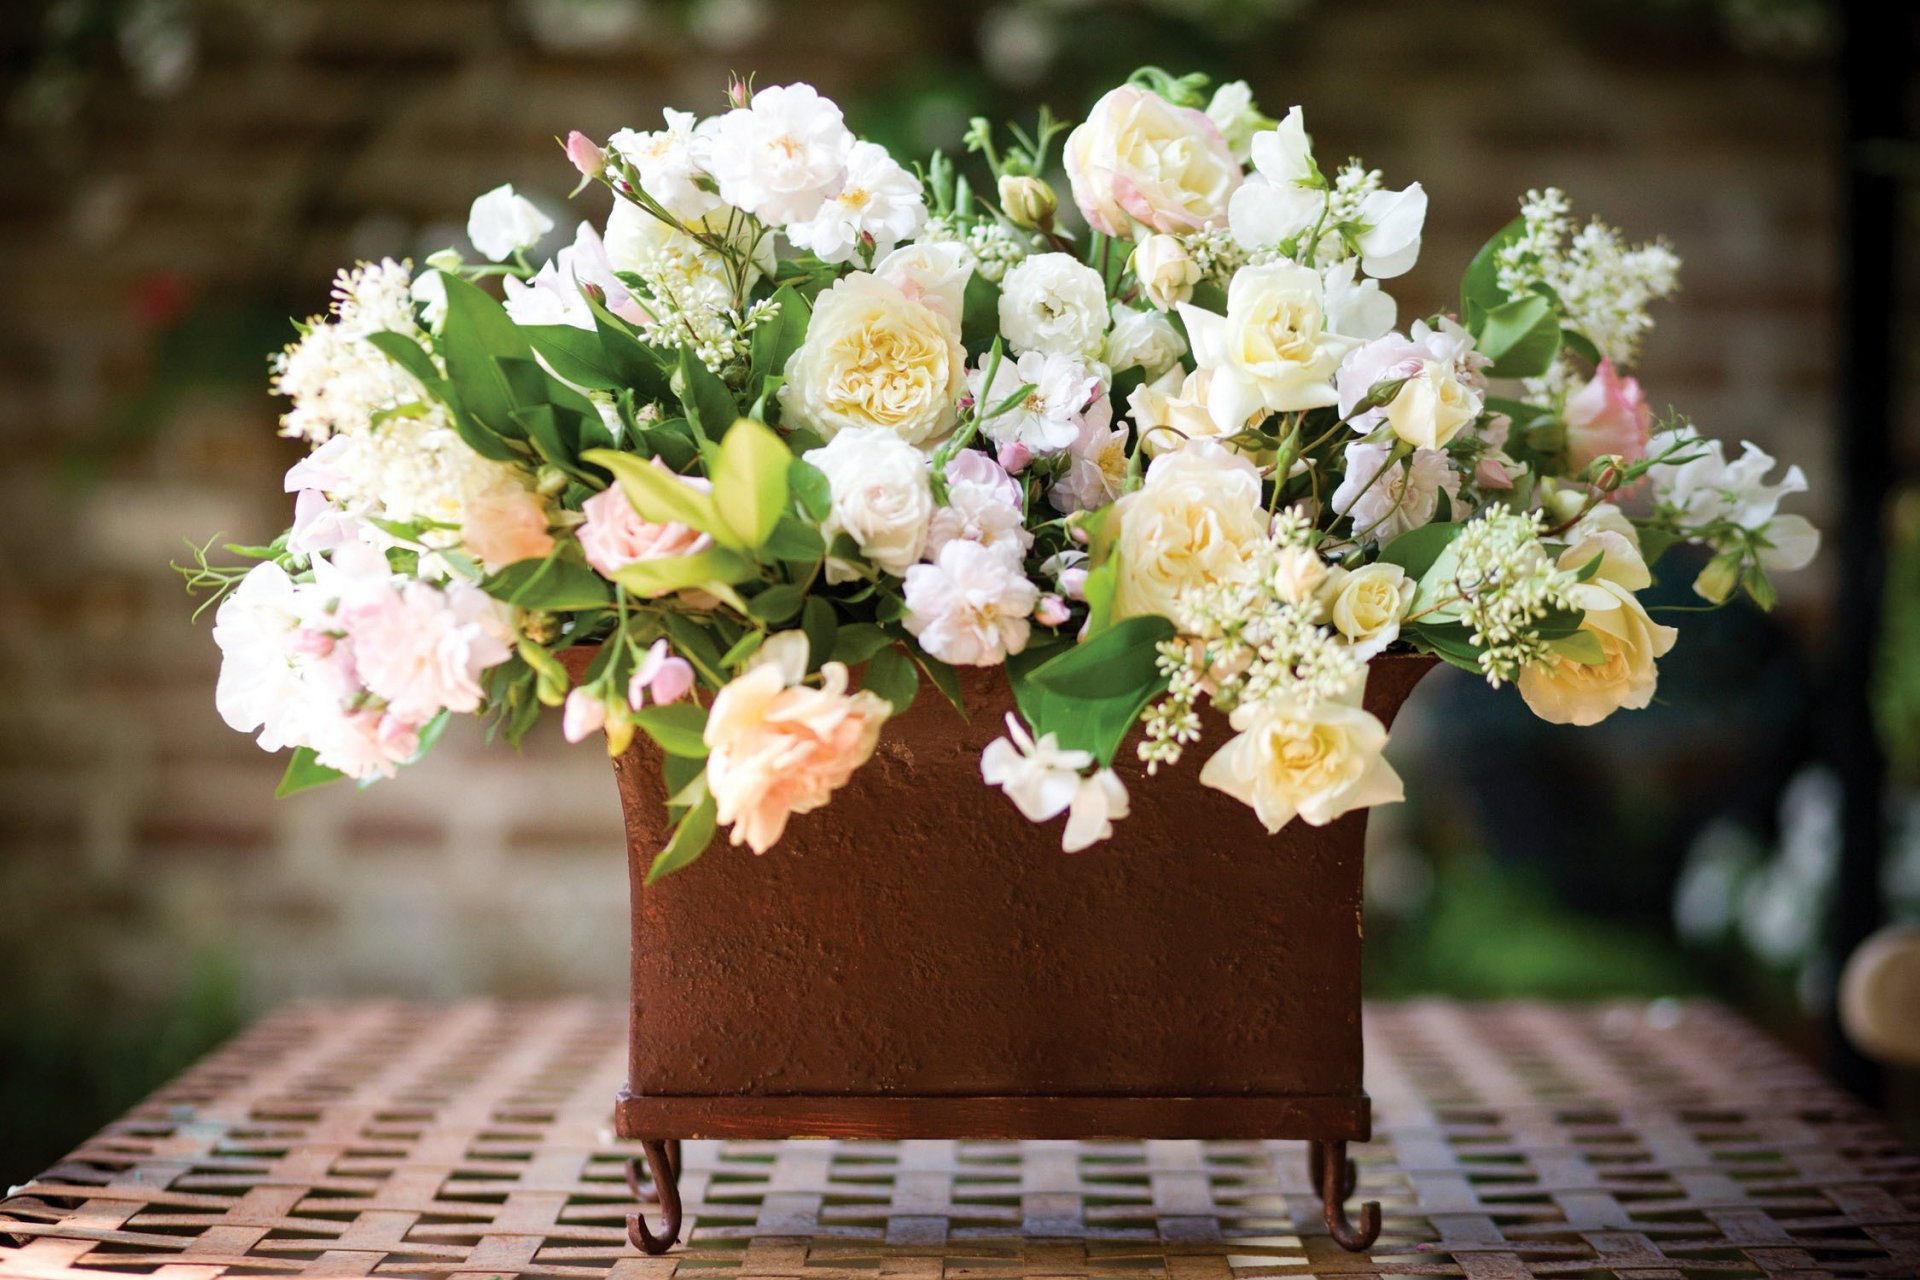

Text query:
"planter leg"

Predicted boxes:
[[1311, 1140, 1379, 1252], [624, 1139, 682, 1254]]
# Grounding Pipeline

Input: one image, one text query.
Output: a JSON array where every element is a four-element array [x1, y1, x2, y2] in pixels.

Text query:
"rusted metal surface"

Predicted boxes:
[[606, 656, 1434, 1118], [4, 999, 1917, 1277]]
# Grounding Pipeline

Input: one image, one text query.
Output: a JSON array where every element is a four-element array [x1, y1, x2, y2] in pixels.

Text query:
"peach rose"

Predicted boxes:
[[577, 471, 713, 585], [462, 483, 555, 571], [703, 647, 890, 854], [1564, 359, 1652, 471]]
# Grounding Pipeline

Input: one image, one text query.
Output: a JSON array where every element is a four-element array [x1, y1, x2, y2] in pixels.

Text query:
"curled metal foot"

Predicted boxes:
[[1314, 1139, 1380, 1252], [625, 1139, 682, 1254], [1306, 1139, 1356, 1202]]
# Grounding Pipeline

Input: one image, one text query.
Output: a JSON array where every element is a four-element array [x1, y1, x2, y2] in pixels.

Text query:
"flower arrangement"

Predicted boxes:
[[184, 70, 1820, 878]]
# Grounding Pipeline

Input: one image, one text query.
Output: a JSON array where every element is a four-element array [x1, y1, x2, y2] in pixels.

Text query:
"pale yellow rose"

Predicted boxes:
[[1110, 440, 1268, 620], [1384, 363, 1479, 451], [1178, 261, 1350, 432], [1129, 367, 1253, 456], [1329, 562, 1414, 660], [778, 272, 966, 445], [703, 655, 891, 854], [1199, 685, 1404, 832], [1517, 530, 1678, 727], [1064, 85, 1242, 237]]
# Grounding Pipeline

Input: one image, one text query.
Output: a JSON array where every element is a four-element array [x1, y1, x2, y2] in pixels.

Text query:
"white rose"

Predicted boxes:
[[998, 252, 1109, 359], [780, 272, 966, 445], [1104, 302, 1186, 377], [1328, 563, 1414, 660], [701, 82, 854, 226], [1130, 366, 1261, 457], [467, 184, 553, 262], [1110, 440, 1268, 620], [1064, 85, 1241, 237], [804, 427, 934, 582], [1178, 260, 1351, 432], [875, 240, 973, 325], [1130, 233, 1201, 311], [607, 108, 721, 220], [1383, 362, 1480, 451], [1518, 533, 1679, 726], [1199, 685, 1404, 832]]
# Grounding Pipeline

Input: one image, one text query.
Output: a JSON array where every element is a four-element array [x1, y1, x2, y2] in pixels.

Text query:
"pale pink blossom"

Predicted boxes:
[[1000, 441, 1033, 473], [1064, 85, 1240, 236], [1035, 595, 1071, 628], [926, 449, 1032, 563], [627, 639, 696, 708], [1049, 403, 1127, 515], [1330, 440, 1460, 544], [339, 579, 514, 722], [563, 687, 607, 743], [577, 477, 714, 583], [1563, 359, 1652, 471], [903, 539, 1039, 667], [564, 130, 606, 177], [703, 658, 890, 854]]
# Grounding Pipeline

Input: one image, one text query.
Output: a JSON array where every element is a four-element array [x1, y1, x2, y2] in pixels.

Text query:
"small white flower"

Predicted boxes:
[[702, 82, 854, 226], [1205, 80, 1268, 162], [785, 139, 926, 264], [903, 539, 1038, 667], [1652, 428, 1810, 530], [1330, 440, 1460, 543], [1061, 768, 1129, 852], [608, 108, 720, 220], [1228, 106, 1322, 251], [997, 251, 1109, 359], [804, 426, 934, 581], [502, 221, 641, 330], [467, 183, 554, 262], [972, 348, 1106, 456], [1321, 260, 1397, 343], [980, 716, 1129, 852], [1104, 302, 1186, 377], [1354, 183, 1427, 279]]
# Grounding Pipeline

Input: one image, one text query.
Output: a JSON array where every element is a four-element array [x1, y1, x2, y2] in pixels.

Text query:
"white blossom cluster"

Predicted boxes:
[[1495, 187, 1681, 372], [271, 258, 425, 444], [1448, 508, 1579, 687]]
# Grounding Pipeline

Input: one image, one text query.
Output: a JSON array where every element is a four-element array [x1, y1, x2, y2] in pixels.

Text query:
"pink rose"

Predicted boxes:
[[339, 579, 514, 721], [463, 484, 555, 571], [702, 657, 890, 854], [1064, 86, 1241, 237], [1564, 359, 1652, 471], [577, 473, 714, 585]]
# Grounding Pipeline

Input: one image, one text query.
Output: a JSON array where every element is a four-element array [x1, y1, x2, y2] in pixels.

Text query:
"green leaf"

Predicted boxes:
[[801, 597, 837, 670], [646, 788, 717, 884], [366, 330, 443, 389], [861, 645, 919, 713], [1377, 520, 1462, 581], [1460, 214, 1525, 328], [482, 557, 612, 611], [675, 348, 739, 442], [523, 323, 623, 391], [711, 417, 792, 550], [961, 272, 1002, 350], [1404, 620, 1486, 675], [1006, 643, 1162, 766], [1476, 293, 1562, 379], [750, 284, 810, 391], [276, 747, 345, 798], [633, 702, 710, 757], [789, 457, 832, 522], [606, 545, 753, 597], [831, 622, 895, 665], [763, 513, 827, 563], [584, 448, 719, 533], [745, 581, 807, 624], [438, 272, 537, 434], [1025, 614, 1175, 699]]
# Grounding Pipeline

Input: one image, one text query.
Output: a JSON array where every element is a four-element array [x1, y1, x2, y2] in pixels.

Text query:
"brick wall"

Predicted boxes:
[[0, 0, 1898, 1016]]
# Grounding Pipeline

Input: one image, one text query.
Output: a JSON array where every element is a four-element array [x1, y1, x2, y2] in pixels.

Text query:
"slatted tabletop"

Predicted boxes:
[[1, 1000, 1916, 1278]]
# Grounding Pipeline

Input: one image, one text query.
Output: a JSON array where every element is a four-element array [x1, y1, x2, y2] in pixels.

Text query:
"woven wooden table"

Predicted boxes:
[[2, 1000, 1916, 1279]]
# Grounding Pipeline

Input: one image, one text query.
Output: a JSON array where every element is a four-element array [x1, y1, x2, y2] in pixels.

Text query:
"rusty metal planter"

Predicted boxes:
[[584, 651, 1434, 1253]]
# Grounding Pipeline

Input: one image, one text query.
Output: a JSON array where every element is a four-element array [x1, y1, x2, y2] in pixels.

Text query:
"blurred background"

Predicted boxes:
[[1, 0, 1915, 1185]]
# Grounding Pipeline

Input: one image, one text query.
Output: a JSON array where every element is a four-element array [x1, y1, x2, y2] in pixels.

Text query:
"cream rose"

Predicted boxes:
[[1199, 687, 1404, 832], [1178, 260, 1350, 433], [804, 426, 933, 582], [1328, 562, 1414, 660], [779, 272, 966, 445], [1517, 531, 1678, 727], [1110, 440, 1267, 620], [1065, 85, 1242, 237], [703, 652, 891, 855], [1130, 367, 1261, 457], [1383, 362, 1480, 451]]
